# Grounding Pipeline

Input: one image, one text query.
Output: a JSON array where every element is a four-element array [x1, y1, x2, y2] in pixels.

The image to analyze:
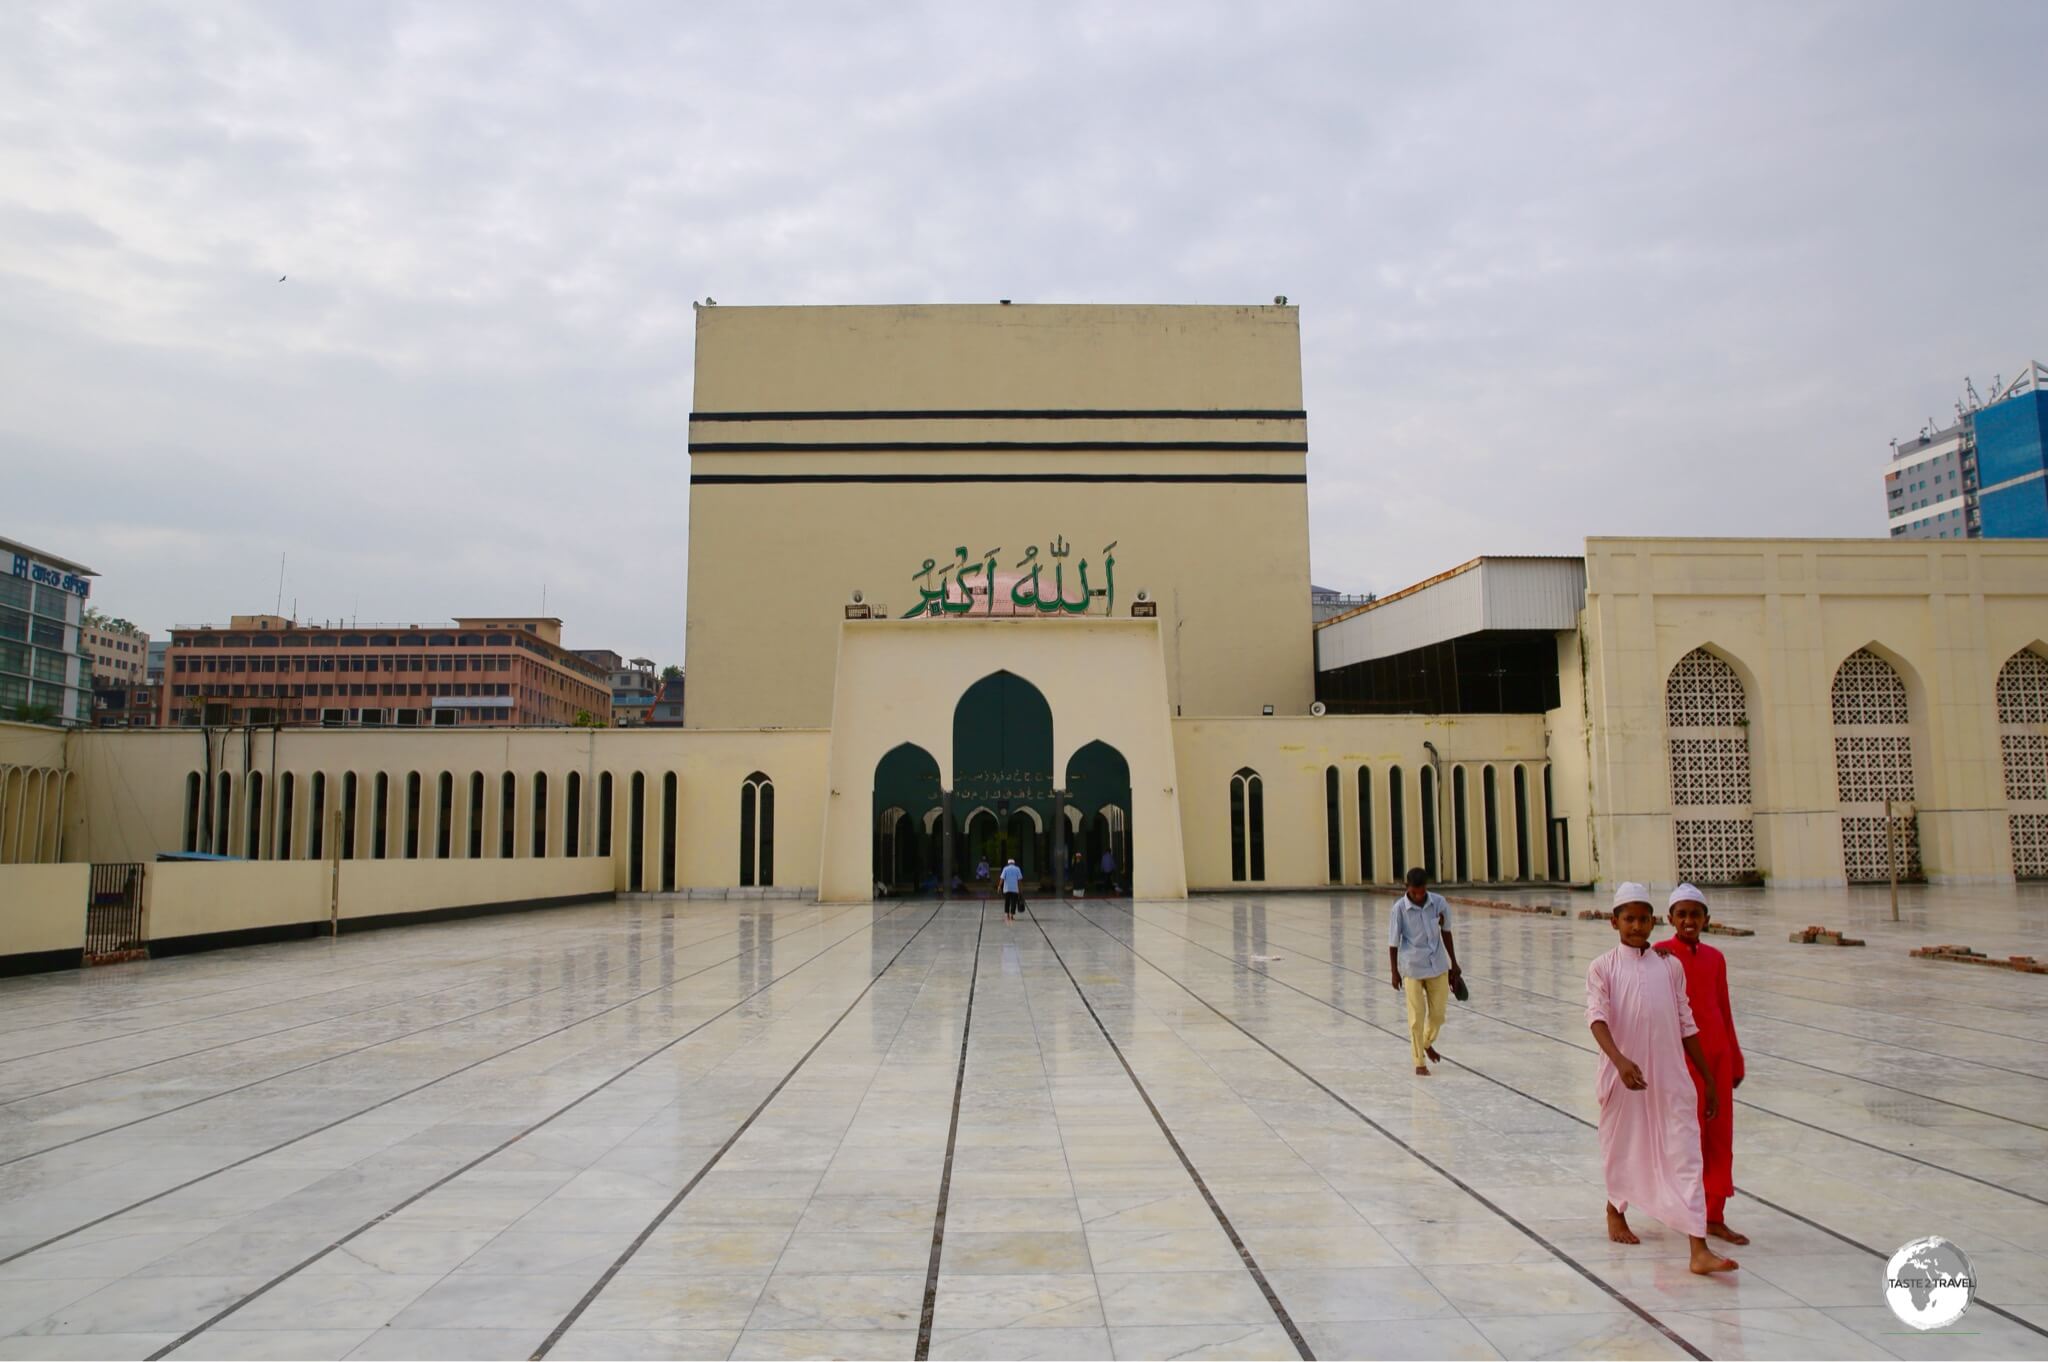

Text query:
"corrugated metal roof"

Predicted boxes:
[[1315, 556, 1585, 669]]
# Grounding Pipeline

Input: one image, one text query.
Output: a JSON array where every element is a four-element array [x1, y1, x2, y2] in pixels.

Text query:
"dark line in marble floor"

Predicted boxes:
[[527, 901, 951, 1359], [1, 900, 893, 1272], [1026, 904, 1316, 1362], [1076, 898, 2048, 1343], [1048, 899, 1711, 1361], [914, 901, 986, 1360]]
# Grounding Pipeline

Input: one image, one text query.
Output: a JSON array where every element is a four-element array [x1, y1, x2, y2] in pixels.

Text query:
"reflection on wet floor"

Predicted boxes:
[[0, 882, 2041, 1360]]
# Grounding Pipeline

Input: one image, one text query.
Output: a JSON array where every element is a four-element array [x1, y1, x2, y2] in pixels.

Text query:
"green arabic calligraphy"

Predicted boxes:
[[903, 538, 1117, 618]]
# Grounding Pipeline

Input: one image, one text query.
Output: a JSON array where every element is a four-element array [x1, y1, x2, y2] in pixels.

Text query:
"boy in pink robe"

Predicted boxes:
[[1586, 883, 1738, 1275]]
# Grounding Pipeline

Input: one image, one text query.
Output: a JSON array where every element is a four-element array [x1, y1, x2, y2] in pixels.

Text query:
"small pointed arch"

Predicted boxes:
[[1229, 767, 1264, 882], [1666, 645, 1753, 726], [1831, 643, 1919, 726], [741, 770, 774, 887], [1996, 644, 2048, 725], [953, 670, 1053, 788], [875, 742, 942, 814], [1064, 740, 1131, 801]]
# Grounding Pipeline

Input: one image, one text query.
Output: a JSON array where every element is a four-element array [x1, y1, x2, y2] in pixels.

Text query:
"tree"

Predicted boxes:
[[661, 664, 683, 682], [573, 710, 601, 728]]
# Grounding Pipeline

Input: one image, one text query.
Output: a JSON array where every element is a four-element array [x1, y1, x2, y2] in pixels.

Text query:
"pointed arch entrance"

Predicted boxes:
[[873, 742, 942, 894], [1065, 739, 1132, 893], [952, 670, 1055, 886]]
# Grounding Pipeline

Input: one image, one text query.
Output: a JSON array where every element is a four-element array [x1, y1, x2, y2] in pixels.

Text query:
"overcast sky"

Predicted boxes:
[[4, 1, 2043, 663]]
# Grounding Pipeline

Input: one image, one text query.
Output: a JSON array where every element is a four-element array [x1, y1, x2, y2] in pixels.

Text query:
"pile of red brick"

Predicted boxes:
[[1577, 909, 1608, 921], [1788, 925, 1865, 946], [1910, 944, 2048, 973], [1446, 895, 1571, 918], [1705, 922, 1756, 938]]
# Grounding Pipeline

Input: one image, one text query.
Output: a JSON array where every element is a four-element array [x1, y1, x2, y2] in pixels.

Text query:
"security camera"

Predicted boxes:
[[850, 589, 864, 604], [1135, 588, 1150, 603], [1310, 701, 1328, 717]]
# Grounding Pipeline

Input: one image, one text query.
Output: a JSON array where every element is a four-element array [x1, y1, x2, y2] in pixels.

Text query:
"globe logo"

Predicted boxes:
[[1885, 1236, 1975, 1331]]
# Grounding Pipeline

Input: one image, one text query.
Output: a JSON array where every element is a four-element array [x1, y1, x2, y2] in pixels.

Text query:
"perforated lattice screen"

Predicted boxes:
[[1832, 649, 1909, 726]]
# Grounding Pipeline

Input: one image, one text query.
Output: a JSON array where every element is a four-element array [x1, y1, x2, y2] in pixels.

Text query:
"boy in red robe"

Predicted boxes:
[[1655, 883, 1748, 1245]]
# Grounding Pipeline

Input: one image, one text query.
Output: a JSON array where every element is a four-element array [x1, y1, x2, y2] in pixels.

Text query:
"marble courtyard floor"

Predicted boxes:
[[0, 884, 2043, 1360]]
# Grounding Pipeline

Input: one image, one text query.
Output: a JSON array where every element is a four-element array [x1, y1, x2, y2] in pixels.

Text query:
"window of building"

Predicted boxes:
[[1228, 767, 1264, 882], [1325, 765, 1342, 883], [468, 772, 484, 858], [1451, 766, 1470, 881], [372, 772, 389, 859], [738, 772, 770, 888], [663, 772, 681, 890], [532, 772, 548, 858], [1356, 767, 1374, 884], [215, 772, 232, 856], [500, 772, 516, 858], [1419, 766, 1439, 879], [308, 773, 326, 859], [1482, 765, 1500, 881], [245, 772, 264, 859], [565, 771, 581, 858], [629, 772, 646, 891]]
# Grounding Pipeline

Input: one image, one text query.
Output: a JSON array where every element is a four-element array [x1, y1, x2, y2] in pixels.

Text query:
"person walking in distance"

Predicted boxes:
[[1000, 857, 1023, 920], [1388, 867, 1461, 1075]]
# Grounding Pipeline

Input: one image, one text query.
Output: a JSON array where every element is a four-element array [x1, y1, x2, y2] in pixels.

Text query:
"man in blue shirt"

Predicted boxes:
[[1388, 867, 1461, 1075], [1000, 858, 1024, 919]]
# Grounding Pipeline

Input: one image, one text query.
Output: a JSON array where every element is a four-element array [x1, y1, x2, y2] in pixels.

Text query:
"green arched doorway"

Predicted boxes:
[[1065, 739, 1132, 894], [953, 671, 1055, 887], [873, 742, 942, 894]]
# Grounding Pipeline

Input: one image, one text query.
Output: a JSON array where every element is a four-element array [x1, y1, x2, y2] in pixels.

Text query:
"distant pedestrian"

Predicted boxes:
[[1099, 847, 1117, 893], [1587, 883, 1737, 1275], [1000, 858, 1023, 919], [1387, 867, 1460, 1075], [975, 857, 991, 886]]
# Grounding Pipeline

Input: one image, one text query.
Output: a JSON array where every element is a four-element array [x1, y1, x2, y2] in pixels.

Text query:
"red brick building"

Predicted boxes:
[[161, 615, 611, 728]]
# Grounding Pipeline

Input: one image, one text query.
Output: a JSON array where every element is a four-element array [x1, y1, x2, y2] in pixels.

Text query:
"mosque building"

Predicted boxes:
[[3, 303, 2045, 967]]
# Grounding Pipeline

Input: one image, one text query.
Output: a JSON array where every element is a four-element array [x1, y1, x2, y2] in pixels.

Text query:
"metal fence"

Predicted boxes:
[[84, 863, 146, 962]]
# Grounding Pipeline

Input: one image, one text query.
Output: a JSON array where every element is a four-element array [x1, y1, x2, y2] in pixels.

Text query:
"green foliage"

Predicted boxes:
[[661, 664, 683, 682]]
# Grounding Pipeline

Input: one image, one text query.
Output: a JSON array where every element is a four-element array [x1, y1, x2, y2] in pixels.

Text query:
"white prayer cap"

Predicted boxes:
[[1611, 881, 1653, 910], [1668, 883, 1707, 908]]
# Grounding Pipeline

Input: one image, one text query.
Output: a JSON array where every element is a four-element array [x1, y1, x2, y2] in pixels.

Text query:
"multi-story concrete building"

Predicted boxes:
[[82, 616, 149, 686], [0, 535, 95, 726], [1976, 366, 2048, 537], [1884, 360, 2046, 540], [93, 683, 161, 728], [573, 650, 660, 726], [159, 614, 611, 729], [646, 674, 685, 726], [145, 640, 167, 685]]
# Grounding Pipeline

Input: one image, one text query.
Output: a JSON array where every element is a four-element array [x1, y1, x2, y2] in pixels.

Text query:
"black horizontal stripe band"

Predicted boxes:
[[689, 408, 1305, 422], [690, 440, 1308, 454], [691, 472, 1308, 485]]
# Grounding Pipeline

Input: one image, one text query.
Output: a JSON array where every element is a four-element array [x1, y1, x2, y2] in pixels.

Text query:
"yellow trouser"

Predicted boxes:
[[1403, 973, 1450, 1068]]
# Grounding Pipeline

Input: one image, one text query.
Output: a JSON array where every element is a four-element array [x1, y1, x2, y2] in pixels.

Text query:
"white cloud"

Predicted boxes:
[[2, 0, 2043, 656]]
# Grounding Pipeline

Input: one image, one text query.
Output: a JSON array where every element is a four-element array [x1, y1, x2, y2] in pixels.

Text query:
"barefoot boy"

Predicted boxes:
[[1586, 883, 1737, 1275], [1655, 883, 1748, 1246]]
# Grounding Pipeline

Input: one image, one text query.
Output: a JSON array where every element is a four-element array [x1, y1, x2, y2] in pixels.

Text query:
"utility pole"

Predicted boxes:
[[1885, 796, 1900, 923]]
